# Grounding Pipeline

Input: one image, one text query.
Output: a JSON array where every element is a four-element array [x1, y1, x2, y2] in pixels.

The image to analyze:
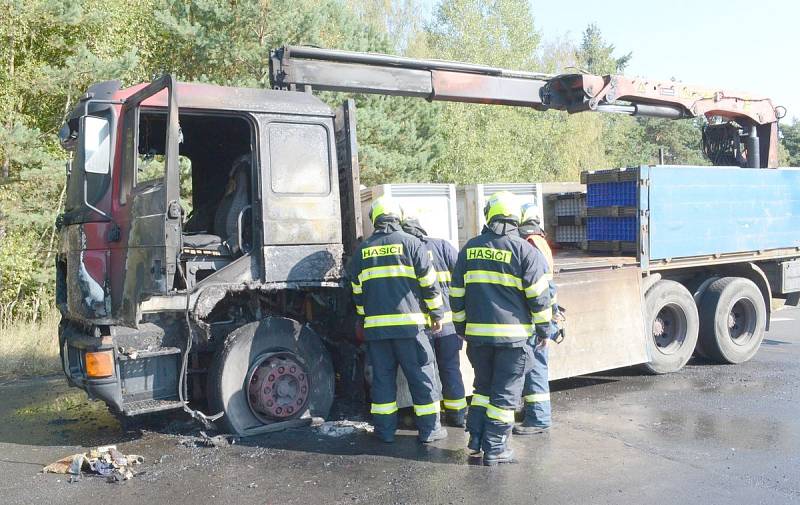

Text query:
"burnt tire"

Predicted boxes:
[[699, 277, 766, 364], [642, 280, 699, 374], [207, 317, 334, 435]]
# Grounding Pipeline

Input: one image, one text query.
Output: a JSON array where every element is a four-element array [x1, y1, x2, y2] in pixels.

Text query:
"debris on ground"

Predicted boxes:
[[178, 430, 237, 448], [315, 420, 374, 437], [43, 445, 144, 483]]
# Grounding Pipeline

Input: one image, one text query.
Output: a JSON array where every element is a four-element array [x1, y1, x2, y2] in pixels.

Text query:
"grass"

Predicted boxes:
[[0, 308, 61, 379]]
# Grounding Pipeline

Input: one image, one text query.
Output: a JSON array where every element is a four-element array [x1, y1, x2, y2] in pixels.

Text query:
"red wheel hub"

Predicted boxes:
[[247, 354, 309, 420]]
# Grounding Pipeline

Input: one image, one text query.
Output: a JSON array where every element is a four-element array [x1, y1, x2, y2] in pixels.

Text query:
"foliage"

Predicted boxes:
[[1, 0, 786, 325]]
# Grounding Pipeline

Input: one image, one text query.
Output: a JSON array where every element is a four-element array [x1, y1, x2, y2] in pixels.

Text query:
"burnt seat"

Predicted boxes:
[[182, 154, 251, 257]]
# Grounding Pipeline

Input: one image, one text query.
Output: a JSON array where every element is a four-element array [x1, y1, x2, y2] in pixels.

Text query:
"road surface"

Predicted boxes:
[[1, 307, 799, 505]]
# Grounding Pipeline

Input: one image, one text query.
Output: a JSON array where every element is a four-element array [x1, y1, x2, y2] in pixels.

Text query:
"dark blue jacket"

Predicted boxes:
[[351, 219, 445, 340], [450, 222, 554, 347]]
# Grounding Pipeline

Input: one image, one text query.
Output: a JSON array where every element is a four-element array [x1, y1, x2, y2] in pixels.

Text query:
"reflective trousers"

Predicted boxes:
[[465, 343, 530, 455], [367, 333, 441, 438], [521, 346, 551, 428], [431, 332, 467, 413]]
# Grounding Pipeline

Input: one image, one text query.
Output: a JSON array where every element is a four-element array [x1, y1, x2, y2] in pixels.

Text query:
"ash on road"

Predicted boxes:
[[2, 307, 799, 505]]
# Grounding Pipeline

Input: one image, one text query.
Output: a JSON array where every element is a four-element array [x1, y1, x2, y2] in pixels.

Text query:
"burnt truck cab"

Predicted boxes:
[[57, 76, 362, 433]]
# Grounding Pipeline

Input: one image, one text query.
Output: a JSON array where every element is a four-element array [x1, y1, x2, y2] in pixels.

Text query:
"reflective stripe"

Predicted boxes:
[[351, 282, 362, 294], [450, 286, 465, 297], [355, 305, 365, 316], [424, 294, 444, 310], [438, 311, 453, 324], [471, 394, 490, 407], [452, 310, 466, 322], [413, 402, 440, 416], [364, 313, 428, 328], [443, 398, 468, 410], [524, 393, 551, 403], [486, 403, 515, 423], [532, 306, 553, 324], [464, 270, 523, 290], [359, 264, 416, 283], [371, 401, 398, 415], [465, 323, 533, 338], [418, 267, 437, 287], [524, 274, 551, 299], [437, 271, 452, 283]]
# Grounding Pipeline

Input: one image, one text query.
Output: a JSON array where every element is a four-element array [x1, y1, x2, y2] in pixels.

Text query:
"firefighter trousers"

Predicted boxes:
[[521, 345, 551, 428], [465, 343, 531, 455], [432, 332, 467, 414], [367, 333, 441, 438]]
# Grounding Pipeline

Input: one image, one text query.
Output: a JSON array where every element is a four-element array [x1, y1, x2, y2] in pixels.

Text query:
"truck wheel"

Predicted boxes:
[[699, 277, 766, 364], [208, 317, 334, 435], [642, 280, 699, 374]]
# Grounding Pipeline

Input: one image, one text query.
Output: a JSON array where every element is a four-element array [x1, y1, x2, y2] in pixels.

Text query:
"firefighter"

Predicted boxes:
[[401, 215, 467, 427], [351, 196, 448, 444], [450, 191, 555, 466], [514, 202, 555, 435]]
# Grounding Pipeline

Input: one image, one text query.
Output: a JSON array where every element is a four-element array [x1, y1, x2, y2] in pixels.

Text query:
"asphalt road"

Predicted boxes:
[[2, 306, 799, 505]]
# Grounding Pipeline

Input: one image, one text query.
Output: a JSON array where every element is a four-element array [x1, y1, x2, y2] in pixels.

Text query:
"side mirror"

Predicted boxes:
[[79, 116, 111, 174]]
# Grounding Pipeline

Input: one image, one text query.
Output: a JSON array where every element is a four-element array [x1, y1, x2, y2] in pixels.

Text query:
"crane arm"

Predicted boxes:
[[270, 46, 782, 168]]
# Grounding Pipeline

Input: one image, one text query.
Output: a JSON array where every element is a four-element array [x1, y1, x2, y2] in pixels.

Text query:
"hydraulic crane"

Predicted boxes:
[[270, 45, 783, 168]]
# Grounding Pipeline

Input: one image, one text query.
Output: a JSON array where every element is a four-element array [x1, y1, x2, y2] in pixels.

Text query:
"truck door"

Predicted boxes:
[[334, 99, 362, 256], [118, 75, 182, 326]]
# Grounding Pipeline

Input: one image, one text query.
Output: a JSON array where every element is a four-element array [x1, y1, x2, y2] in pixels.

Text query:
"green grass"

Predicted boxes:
[[0, 309, 61, 378]]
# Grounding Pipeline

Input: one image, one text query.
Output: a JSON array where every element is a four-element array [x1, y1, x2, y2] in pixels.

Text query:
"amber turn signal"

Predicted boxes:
[[85, 350, 114, 378]]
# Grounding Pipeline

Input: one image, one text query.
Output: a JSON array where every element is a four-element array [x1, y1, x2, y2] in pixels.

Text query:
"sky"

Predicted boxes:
[[529, 0, 799, 122]]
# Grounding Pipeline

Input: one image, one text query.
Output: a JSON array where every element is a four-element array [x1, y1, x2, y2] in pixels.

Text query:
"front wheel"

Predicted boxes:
[[208, 317, 334, 435], [642, 280, 699, 374], [699, 277, 766, 364]]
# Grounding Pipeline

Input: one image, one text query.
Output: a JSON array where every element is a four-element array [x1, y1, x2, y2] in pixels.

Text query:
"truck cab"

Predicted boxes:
[[57, 77, 361, 434]]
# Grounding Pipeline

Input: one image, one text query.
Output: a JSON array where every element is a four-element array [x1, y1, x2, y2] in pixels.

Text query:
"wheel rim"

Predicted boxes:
[[652, 303, 688, 354], [727, 298, 757, 346], [246, 352, 310, 423]]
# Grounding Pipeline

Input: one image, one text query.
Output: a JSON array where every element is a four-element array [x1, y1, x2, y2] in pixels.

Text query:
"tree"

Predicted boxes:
[[575, 22, 631, 74], [781, 120, 800, 166]]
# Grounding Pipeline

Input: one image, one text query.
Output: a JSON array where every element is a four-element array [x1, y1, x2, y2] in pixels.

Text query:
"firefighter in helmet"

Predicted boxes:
[[351, 196, 448, 443], [401, 214, 467, 427], [450, 191, 556, 465]]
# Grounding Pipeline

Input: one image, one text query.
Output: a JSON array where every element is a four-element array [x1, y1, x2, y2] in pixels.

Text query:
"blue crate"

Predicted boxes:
[[586, 216, 637, 241], [586, 181, 637, 207]]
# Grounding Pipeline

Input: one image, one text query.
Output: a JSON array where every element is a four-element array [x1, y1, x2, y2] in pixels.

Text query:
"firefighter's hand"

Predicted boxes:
[[536, 336, 548, 349], [430, 319, 443, 334]]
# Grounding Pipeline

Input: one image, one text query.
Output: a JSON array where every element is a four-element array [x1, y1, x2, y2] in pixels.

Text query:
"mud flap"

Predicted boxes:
[[547, 267, 649, 379]]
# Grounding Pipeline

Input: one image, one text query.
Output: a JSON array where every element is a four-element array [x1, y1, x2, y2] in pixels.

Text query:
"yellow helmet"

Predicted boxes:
[[520, 202, 541, 225], [484, 191, 519, 223], [369, 195, 402, 224]]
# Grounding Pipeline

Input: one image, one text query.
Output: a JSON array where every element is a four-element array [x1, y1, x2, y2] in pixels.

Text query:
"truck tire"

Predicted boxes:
[[699, 277, 766, 364], [208, 317, 334, 435], [642, 280, 699, 374]]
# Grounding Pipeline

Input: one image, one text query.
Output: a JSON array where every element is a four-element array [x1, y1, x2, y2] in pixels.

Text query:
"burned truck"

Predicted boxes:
[[58, 47, 792, 435], [57, 75, 363, 435]]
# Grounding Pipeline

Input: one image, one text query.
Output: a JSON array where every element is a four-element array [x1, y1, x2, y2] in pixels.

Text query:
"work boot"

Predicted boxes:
[[512, 424, 550, 435], [482, 448, 514, 466], [444, 408, 466, 428], [513, 402, 551, 435], [467, 434, 482, 457], [418, 416, 448, 443], [373, 431, 395, 443]]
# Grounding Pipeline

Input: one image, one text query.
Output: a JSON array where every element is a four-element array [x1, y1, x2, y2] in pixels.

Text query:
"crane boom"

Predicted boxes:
[[270, 46, 781, 168]]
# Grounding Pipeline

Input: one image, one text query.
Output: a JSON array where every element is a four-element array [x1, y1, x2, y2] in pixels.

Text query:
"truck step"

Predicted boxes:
[[122, 399, 184, 416]]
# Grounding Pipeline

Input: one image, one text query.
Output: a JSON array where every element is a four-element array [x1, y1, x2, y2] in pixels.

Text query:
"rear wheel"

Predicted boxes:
[[642, 280, 699, 374], [699, 277, 766, 364], [208, 317, 334, 435]]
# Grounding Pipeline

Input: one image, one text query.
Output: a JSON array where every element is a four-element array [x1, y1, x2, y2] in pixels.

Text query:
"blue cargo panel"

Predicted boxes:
[[587, 217, 638, 241], [645, 166, 800, 260], [587, 181, 637, 207]]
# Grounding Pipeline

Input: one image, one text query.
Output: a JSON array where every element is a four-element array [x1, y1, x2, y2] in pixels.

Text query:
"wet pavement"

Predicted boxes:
[[1, 307, 799, 505]]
